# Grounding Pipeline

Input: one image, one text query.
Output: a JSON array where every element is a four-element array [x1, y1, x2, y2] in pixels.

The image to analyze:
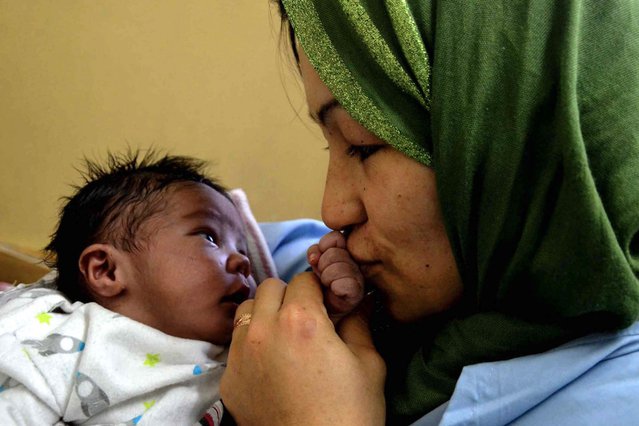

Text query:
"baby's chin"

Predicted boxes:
[[204, 322, 234, 346], [165, 322, 234, 347]]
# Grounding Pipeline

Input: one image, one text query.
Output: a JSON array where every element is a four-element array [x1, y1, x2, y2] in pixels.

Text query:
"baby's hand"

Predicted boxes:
[[307, 231, 365, 324]]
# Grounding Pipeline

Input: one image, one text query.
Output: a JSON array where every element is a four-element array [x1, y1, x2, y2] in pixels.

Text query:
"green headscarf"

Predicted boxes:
[[280, 0, 639, 423]]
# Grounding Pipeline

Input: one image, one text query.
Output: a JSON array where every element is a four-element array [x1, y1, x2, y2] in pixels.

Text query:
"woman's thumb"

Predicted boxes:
[[337, 295, 386, 379]]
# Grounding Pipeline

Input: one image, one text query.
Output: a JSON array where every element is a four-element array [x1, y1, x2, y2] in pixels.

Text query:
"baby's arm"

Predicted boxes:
[[307, 231, 365, 324]]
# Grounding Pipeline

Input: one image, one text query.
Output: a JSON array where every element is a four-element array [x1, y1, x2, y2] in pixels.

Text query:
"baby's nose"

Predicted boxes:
[[226, 252, 251, 278]]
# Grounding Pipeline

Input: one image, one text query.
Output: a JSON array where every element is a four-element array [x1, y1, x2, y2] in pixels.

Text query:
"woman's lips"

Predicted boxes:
[[356, 260, 382, 278]]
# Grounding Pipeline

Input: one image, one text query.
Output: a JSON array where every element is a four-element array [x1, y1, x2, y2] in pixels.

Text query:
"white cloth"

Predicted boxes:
[[0, 284, 225, 425], [229, 189, 278, 284]]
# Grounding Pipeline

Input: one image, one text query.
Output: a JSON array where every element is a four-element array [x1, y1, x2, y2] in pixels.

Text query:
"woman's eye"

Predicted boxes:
[[346, 145, 382, 161]]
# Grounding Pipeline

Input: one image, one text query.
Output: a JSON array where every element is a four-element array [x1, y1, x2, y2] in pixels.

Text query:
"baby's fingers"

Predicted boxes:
[[306, 243, 321, 275], [325, 276, 365, 322], [317, 247, 357, 273], [318, 230, 346, 252]]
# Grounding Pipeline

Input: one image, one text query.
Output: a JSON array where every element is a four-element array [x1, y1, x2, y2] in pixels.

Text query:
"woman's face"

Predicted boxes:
[[299, 50, 463, 322]]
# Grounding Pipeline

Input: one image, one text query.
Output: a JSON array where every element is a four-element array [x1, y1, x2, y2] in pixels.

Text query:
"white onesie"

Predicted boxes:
[[0, 283, 225, 425]]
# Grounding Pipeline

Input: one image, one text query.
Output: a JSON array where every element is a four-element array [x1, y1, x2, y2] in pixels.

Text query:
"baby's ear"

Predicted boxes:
[[78, 243, 127, 299]]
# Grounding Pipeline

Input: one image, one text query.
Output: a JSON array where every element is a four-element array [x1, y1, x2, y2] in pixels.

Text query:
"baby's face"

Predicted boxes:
[[121, 183, 256, 345]]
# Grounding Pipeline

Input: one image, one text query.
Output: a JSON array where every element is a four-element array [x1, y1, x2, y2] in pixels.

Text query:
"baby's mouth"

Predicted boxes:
[[222, 284, 251, 305]]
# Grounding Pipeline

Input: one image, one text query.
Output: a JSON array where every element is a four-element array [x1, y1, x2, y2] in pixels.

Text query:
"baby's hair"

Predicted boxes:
[[45, 149, 228, 302]]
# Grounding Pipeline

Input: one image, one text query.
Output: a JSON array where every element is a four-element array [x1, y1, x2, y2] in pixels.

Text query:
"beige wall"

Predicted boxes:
[[0, 1, 327, 252]]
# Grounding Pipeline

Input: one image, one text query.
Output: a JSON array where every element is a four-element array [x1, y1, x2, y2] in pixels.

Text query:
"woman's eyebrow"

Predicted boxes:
[[310, 98, 341, 126]]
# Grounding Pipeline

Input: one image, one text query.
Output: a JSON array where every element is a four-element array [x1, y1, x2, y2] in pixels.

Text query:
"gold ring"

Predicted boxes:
[[233, 313, 252, 329]]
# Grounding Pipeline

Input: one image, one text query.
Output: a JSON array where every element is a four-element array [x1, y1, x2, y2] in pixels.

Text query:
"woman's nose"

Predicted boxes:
[[321, 160, 366, 232], [226, 252, 251, 278]]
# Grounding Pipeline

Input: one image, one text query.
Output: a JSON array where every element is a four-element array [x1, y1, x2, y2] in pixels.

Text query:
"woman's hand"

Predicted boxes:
[[220, 272, 386, 425]]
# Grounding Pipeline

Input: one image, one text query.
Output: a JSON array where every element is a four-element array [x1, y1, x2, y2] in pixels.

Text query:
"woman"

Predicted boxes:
[[221, 1, 639, 424]]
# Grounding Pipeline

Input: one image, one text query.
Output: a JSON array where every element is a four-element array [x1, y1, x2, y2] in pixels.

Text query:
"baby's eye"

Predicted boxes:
[[346, 144, 382, 161], [200, 232, 219, 246]]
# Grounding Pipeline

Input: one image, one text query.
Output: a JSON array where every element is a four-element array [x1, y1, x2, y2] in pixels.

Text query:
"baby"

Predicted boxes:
[[48, 152, 256, 346], [0, 152, 255, 425], [0, 151, 364, 425]]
